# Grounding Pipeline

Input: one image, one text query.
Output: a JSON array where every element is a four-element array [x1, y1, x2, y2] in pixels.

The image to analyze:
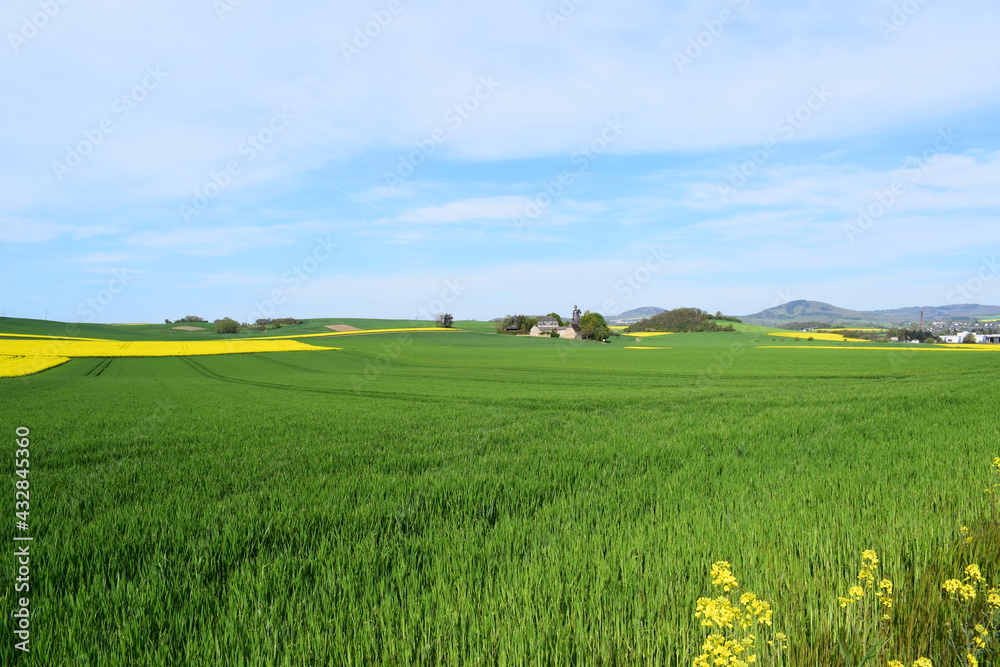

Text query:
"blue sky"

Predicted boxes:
[[2, 0, 999, 323]]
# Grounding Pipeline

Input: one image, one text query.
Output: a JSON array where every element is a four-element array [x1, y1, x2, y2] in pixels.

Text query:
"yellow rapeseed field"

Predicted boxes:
[[0, 339, 335, 360], [0, 326, 459, 378], [768, 331, 868, 342], [0, 332, 105, 341], [626, 332, 674, 338], [758, 345, 1000, 352], [259, 327, 459, 340], [0, 355, 72, 377], [820, 327, 887, 332]]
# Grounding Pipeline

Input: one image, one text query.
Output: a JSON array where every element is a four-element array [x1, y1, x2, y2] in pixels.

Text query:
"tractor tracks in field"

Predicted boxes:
[[250, 353, 328, 373], [177, 356, 447, 405], [86, 358, 113, 377], [175, 355, 572, 412]]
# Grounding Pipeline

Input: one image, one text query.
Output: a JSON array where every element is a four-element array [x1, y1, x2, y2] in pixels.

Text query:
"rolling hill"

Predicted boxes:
[[609, 306, 665, 323], [741, 300, 1000, 326]]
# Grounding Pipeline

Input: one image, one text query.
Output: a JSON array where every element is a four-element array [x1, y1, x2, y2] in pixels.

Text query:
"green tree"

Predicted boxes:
[[579, 311, 610, 341], [435, 313, 454, 328], [215, 318, 240, 334], [496, 314, 533, 334], [963, 333, 977, 344]]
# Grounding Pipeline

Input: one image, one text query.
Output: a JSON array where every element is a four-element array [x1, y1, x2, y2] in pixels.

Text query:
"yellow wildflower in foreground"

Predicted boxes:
[[942, 578, 977, 601], [0, 355, 71, 378], [0, 339, 336, 360], [693, 561, 786, 666], [711, 561, 740, 592]]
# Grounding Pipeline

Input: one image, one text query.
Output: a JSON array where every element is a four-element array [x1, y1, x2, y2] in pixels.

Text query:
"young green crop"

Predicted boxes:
[[2, 326, 999, 663]]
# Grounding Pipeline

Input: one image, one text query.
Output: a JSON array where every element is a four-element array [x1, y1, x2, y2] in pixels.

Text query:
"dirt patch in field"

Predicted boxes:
[[171, 326, 206, 331], [325, 324, 362, 332]]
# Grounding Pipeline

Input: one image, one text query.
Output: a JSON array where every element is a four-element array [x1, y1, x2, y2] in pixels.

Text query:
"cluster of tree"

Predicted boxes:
[[625, 307, 735, 333], [435, 313, 454, 328], [255, 317, 303, 326], [578, 311, 612, 341], [165, 316, 310, 333], [821, 329, 884, 342], [165, 315, 208, 324], [215, 318, 240, 334], [495, 314, 539, 335], [712, 311, 743, 323], [885, 328, 938, 343]]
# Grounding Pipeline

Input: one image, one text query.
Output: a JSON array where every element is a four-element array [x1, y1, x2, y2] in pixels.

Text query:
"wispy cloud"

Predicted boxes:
[[3, 1, 1000, 320], [124, 222, 327, 257], [393, 196, 529, 224]]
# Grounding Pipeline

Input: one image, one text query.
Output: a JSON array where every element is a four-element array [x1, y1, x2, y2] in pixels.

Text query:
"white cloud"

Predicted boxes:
[[124, 222, 327, 257], [394, 196, 529, 224], [0, 219, 117, 243]]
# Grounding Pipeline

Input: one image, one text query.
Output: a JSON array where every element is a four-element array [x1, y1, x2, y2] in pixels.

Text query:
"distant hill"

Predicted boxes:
[[741, 300, 1000, 326], [610, 306, 665, 323]]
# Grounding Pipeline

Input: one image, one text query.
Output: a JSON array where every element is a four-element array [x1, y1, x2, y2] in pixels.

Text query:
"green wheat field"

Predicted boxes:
[[2, 317, 999, 665]]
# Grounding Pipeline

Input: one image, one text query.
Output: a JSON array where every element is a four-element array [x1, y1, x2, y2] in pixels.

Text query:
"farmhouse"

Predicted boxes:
[[529, 305, 583, 340], [531, 316, 560, 334]]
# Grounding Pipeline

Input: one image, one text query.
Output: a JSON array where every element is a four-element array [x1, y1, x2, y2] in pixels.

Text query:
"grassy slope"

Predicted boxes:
[[705, 319, 787, 334], [2, 328, 999, 664], [0, 316, 444, 341]]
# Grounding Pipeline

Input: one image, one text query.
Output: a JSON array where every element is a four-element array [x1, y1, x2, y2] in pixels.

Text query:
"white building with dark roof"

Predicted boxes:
[[940, 331, 988, 344], [529, 305, 583, 339]]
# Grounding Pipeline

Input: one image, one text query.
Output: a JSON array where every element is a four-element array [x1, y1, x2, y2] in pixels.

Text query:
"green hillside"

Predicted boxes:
[[743, 300, 1000, 326], [0, 316, 444, 341]]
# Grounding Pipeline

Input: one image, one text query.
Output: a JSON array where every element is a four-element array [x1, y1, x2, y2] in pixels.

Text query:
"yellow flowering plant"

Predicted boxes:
[[837, 549, 898, 664], [692, 561, 787, 667], [988, 457, 1000, 522], [940, 561, 1000, 665]]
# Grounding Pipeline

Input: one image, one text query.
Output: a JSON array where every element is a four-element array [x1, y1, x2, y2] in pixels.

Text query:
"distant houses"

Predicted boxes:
[[939, 331, 1000, 344]]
